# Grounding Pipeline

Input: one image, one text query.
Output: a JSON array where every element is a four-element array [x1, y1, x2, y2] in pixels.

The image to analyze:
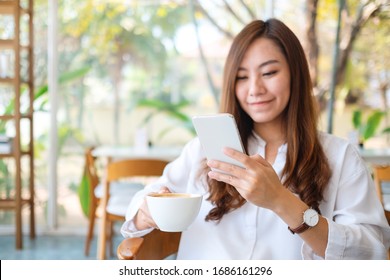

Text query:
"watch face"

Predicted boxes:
[[303, 209, 319, 227]]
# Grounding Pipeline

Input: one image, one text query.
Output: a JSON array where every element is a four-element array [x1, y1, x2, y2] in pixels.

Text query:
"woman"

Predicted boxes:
[[121, 18, 390, 259]]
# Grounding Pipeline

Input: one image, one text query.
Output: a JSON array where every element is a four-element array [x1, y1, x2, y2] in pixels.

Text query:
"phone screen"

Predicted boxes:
[[192, 113, 245, 170]]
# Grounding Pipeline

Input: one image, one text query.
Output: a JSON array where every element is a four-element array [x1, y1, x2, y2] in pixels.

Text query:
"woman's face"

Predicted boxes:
[[235, 37, 291, 127]]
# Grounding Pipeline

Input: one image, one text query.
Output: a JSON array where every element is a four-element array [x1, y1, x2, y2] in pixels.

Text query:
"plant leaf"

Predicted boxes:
[[77, 168, 90, 218], [352, 109, 362, 130], [362, 111, 385, 140], [382, 127, 390, 134]]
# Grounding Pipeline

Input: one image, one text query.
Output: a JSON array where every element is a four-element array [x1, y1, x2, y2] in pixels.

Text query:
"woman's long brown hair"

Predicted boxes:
[[205, 18, 331, 222]]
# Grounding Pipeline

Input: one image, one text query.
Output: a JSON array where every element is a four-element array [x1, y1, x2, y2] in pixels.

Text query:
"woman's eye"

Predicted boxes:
[[236, 76, 247, 80], [263, 70, 277, 77]]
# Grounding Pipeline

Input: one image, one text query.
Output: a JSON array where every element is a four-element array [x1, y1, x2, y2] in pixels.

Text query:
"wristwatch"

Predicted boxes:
[[288, 208, 319, 234]]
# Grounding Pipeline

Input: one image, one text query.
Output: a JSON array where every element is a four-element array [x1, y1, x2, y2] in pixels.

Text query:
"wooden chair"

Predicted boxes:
[[84, 147, 144, 256], [372, 165, 390, 258], [372, 165, 390, 215], [84, 147, 101, 256], [97, 158, 169, 260], [117, 230, 181, 260]]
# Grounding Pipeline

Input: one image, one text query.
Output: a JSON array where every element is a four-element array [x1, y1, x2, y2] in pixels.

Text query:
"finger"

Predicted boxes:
[[207, 170, 248, 199], [208, 170, 238, 186], [207, 159, 242, 177], [224, 147, 270, 168], [223, 147, 249, 166], [159, 186, 171, 193], [250, 153, 271, 167]]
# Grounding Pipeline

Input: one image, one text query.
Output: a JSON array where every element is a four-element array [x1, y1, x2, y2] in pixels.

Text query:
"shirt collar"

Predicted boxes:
[[251, 132, 266, 147], [250, 131, 287, 153]]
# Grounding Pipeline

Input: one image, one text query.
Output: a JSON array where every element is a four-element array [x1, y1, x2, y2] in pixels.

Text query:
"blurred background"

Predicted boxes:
[[0, 0, 389, 258]]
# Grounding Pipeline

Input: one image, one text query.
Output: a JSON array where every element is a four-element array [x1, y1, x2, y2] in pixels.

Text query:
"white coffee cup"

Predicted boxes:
[[146, 193, 202, 232]]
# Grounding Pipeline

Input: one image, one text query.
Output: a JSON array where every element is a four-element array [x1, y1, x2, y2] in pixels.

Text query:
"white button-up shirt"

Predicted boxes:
[[121, 131, 390, 259]]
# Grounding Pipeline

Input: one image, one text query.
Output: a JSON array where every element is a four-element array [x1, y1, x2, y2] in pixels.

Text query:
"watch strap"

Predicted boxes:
[[288, 222, 310, 234]]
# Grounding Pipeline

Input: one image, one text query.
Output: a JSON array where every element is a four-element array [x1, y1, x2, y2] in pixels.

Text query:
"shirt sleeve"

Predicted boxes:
[[302, 143, 390, 259]]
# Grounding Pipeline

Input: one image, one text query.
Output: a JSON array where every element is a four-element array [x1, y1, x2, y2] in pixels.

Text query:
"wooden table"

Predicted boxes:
[[92, 145, 182, 161]]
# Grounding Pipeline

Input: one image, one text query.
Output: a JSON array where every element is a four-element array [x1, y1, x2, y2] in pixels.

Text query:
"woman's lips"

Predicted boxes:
[[249, 99, 273, 106]]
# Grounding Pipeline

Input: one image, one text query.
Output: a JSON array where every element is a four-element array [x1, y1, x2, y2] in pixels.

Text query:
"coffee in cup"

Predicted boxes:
[[146, 192, 202, 232]]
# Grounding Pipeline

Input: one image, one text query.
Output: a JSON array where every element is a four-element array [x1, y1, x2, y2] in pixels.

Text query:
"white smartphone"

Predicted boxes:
[[192, 113, 246, 170]]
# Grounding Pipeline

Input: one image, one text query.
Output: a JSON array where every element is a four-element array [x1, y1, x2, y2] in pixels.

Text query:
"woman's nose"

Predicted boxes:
[[248, 77, 265, 96]]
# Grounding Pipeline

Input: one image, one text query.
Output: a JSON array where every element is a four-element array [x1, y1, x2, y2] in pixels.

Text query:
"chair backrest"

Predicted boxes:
[[85, 147, 99, 193], [85, 147, 100, 206], [372, 165, 390, 235], [372, 165, 390, 205], [102, 158, 169, 212], [117, 230, 181, 260], [106, 158, 168, 182]]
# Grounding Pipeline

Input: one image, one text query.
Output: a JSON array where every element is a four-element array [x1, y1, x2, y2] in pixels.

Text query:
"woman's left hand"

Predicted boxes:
[[207, 147, 286, 210]]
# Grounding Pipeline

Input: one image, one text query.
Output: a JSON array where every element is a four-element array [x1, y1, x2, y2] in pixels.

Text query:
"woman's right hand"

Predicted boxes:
[[133, 186, 171, 230]]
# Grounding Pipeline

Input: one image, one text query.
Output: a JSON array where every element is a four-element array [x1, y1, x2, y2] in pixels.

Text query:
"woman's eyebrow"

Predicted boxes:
[[259, 59, 280, 68], [238, 59, 280, 71]]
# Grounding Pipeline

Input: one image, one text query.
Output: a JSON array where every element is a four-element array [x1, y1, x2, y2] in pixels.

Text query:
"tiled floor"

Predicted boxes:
[[0, 233, 123, 260]]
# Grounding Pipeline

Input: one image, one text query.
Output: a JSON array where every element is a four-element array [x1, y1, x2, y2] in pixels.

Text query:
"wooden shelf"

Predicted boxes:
[[0, 115, 15, 121], [0, 39, 15, 49], [0, 0, 35, 250], [0, 78, 33, 85], [0, 150, 32, 158], [0, 198, 32, 210], [0, 1, 15, 14], [0, 77, 15, 83], [0, 114, 33, 120]]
